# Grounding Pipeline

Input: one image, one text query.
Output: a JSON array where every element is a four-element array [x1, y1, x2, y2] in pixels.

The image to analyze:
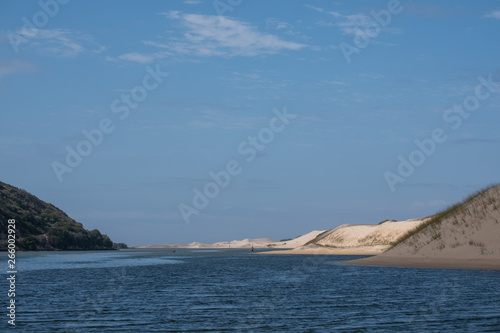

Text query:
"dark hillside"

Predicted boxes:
[[0, 181, 114, 251]]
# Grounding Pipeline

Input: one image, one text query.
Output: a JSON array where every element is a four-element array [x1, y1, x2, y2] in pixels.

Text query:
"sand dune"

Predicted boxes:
[[261, 218, 430, 255], [309, 218, 430, 248], [345, 185, 500, 270], [265, 230, 326, 249], [135, 231, 325, 249], [141, 219, 429, 254]]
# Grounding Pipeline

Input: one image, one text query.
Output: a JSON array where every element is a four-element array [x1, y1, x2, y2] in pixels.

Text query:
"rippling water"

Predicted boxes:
[[2, 249, 500, 332]]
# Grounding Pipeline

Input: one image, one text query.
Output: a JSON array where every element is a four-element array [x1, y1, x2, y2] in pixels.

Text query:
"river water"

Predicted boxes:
[[2, 249, 500, 332]]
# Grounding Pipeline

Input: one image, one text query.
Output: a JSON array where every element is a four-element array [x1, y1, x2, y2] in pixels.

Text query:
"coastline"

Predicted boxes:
[[342, 256, 500, 270], [260, 248, 500, 270]]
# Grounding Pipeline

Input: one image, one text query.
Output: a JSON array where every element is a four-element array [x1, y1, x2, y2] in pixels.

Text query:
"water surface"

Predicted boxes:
[[2, 249, 499, 332]]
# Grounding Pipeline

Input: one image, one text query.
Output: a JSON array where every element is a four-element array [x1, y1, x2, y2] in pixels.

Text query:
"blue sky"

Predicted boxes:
[[1, 1, 499, 246]]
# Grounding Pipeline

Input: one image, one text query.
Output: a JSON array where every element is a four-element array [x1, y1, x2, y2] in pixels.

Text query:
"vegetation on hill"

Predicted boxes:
[[0, 181, 121, 251], [390, 183, 500, 249]]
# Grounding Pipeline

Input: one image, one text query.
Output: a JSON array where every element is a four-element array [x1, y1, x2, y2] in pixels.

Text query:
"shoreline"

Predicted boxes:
[[342, 256, 500, 270], [260, 249, 500, 270], [258, 247, 385, 255], [129, 247, 500, 270]]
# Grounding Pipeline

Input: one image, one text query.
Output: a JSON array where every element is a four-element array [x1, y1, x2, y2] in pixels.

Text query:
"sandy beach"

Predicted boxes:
[[259, 246, 386, 255], [342, 256, 500, 270]]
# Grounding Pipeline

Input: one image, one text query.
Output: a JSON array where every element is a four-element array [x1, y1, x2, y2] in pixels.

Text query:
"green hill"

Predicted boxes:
[[0, 181, 116, 251]]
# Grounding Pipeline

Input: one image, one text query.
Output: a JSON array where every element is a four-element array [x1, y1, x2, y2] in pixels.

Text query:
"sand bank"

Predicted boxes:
[[259, 246, 386, 255], [342, 256, 500, 270]]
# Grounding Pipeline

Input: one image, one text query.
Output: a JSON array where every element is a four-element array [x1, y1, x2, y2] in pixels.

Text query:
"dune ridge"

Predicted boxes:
[[135, 230, 325, 249], [264, 218, 430, 255]]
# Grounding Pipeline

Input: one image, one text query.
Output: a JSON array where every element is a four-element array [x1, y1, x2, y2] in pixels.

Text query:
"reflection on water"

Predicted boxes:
[[11, 250, 183, 271]]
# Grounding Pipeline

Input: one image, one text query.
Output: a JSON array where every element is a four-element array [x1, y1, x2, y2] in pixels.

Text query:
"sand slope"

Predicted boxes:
[[345, 185, 500, 269], [261, 218, 430, 255], [266, 230, 326, 248], [310, 218, 430, 249]]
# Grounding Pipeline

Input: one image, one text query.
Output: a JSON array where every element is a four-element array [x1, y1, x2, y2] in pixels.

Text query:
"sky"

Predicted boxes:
[[1, 0, 499, 247]]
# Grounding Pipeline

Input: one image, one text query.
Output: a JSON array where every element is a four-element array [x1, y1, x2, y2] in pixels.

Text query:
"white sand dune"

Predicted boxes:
[[263, 218, 430, 255], [135, 231, 324, 249], [265, 230, 326, 248], [137, 221, 425, 254], [311, 218, 430, 248], [211, 238, 277, 248]]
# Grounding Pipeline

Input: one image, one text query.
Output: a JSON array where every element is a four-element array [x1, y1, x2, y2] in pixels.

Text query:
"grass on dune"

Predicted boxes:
[[389, 183, 500, 249]]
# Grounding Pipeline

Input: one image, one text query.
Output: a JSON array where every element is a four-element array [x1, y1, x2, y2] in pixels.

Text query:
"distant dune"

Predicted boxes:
[[138, 220, 428, 255], [345, 184, 500, 270], [134, 230, 325, 249]]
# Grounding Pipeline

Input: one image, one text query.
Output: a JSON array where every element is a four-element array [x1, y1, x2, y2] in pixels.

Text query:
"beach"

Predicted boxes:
[[342, 256, 500, 270], [259, 246, 386, 255]]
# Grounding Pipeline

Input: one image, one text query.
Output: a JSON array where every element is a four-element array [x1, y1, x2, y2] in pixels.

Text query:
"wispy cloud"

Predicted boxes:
[[116, 11, 306, 63], [266, 18, 292, 30], [485, 10, 500, 19], [304, 5, 343, 18], [305, 4, 402, 38], [265, 17, 310, 41], [183, 0, 202, 4], [0, 59, 37, 80], [5, 28, 104, 57], [163, 10, 306, 56]]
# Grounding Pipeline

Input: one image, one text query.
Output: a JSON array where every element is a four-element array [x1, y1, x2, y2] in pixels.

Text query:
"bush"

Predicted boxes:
[[21, 236, 39, 251]]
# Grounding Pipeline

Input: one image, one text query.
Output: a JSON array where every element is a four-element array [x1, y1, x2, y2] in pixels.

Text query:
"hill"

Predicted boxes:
[[0, 181, 115, 251], [345, 184, 500, 269], [262, 218, 429, 255]]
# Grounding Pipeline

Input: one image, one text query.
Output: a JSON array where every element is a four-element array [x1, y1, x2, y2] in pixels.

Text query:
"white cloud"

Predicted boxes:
[[117, 11, 306, 62], [183, 0, 202, 4], [485, 10, 500, 19], [164, 11, 306, 55], [6, 28, 102, 57]]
